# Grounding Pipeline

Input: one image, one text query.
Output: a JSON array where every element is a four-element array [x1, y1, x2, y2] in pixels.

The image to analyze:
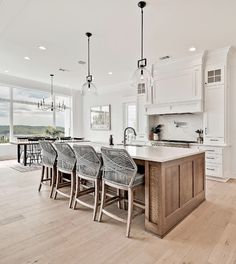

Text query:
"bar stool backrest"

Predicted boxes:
[[73, 145, 102, 179], [39, 141, 57, 167], [101, 147, 137, 187], [54, 143, 76, 173]]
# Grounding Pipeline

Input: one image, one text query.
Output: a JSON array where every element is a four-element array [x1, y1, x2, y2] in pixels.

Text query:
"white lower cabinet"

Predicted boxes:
[[190, 145, 230, 181]]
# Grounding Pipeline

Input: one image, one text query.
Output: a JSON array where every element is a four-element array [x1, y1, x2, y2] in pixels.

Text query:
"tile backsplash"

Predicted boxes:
[[151, 114, 203, 141]]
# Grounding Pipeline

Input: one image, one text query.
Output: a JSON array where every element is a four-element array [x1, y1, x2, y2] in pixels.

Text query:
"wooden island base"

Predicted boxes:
[[135, 152, 205, 238]]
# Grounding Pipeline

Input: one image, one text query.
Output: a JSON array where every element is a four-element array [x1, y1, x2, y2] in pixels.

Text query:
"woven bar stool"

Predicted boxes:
[[38, 141, 57, 198], [53, 143, 76, 208], [98, 147, 145, 238], [73, 145, 102, 220]]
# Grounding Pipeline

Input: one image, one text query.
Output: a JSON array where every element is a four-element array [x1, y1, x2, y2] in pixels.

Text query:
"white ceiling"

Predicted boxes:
[[0, 0, 236, 90]]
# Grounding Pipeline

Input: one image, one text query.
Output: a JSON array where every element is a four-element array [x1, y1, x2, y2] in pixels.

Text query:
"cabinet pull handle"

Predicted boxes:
[[210, 139, 219, 142], [207, 168, 215, 171], [207, 157, 215, 160]]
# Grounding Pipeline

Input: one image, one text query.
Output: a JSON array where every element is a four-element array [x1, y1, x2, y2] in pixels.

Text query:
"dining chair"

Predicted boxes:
[[73, 145, 102, 220], [53, 143, 76, 208], [38, 141, 57, 198], [98, 147, 145, 238]]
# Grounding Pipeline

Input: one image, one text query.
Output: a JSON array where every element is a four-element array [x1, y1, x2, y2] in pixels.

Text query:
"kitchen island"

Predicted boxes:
[[71, 142, 205, 238]]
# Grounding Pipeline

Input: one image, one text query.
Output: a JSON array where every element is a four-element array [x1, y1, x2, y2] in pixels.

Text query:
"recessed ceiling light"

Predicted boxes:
[[38, 46, 46, 50], [108, 72, 113, 75], [189, 47, 196, 52], [4, 70, 9, 73], [24, 56, 31, 60]]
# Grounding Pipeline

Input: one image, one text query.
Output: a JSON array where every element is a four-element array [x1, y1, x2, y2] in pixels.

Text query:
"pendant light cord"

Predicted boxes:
[[88, 36, 90, 76], [50, 74, 53, 97], [141, 7, 144, 60]]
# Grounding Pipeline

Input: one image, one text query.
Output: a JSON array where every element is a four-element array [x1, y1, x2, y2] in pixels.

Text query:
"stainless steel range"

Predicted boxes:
[[151, 140, 197, 148]]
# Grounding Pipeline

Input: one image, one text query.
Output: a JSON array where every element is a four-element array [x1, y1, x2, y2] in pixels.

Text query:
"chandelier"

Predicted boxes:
[[132, 1, 152, 88], [81, 32, 97, 95], [38, 74, 66, 112]]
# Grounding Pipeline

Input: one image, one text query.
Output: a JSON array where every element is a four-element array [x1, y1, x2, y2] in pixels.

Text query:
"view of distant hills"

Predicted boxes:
[[0, 125, 64, 137]]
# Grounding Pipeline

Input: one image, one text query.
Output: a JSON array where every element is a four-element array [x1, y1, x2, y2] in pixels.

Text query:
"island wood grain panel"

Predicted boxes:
[[194, 156, 205, 195], [180, 161, 194, 206], [165, 165, 180, 217]]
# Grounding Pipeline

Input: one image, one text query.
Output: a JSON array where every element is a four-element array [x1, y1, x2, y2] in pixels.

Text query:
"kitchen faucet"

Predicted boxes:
[[123, 127, 137, 146]]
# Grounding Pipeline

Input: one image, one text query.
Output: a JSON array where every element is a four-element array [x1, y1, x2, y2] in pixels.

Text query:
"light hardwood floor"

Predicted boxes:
[[1, 160, 236, 264]]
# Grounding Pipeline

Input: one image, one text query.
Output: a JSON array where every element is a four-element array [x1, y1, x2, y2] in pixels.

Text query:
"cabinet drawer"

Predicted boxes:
[[205, 136, 224, 145], [199, 146, 222, 155], [206, 164, 222, 177], [205, 153, 222, 164]]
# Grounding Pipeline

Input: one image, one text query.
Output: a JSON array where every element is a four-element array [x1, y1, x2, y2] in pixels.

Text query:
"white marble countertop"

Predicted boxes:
[[69, 142, 204, 163]]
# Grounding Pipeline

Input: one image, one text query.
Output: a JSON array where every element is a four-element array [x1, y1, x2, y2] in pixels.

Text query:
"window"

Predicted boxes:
[[0, 87, 10, 143], [124, 102, 137, 129], [55, 95, 72, 136], [13, 87, 53, 138], [0, 85, 72, 141]]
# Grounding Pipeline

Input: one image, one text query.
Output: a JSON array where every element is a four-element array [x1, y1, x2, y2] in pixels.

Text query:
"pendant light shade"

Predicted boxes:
[[81, 32, 97, 95], [81, 81, 97, 95], [132, 1, 152, 88], [132, 67, 152, 87]]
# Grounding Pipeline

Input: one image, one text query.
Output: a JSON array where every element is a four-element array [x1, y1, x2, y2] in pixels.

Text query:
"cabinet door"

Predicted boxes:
[[153, 66, 202, 105], [204, 85, 225, 144]]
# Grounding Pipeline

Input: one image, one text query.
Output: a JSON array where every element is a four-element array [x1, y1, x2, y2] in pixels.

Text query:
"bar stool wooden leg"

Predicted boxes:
[[49, 166, 56, 198], [49, 168, 52, 186], [73, 175, 80, 209], [126, 188, 134, 238], [54, 170, 61, 200], [93, 178, 99, 221], [98, 180, 106, 222], [38, 165, 45, 192], [69, 172, 75, 208]]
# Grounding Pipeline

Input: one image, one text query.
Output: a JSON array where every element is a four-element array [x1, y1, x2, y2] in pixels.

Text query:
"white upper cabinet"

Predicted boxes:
[[153, 66, 202, 104], [204, 84, 225, 144], [146, 53, 205, 115], [203, 47, 233, 146]]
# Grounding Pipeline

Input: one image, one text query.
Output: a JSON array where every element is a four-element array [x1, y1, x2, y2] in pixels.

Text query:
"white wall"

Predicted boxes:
[[71, 89, 83, 138], [82, 83, 136, 144], [229, 64, 236, 178]]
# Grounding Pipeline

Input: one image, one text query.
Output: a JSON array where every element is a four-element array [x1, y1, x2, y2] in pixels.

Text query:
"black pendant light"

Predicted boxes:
[[81, 32, 97, 95], [132, 1, 152, 87]]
